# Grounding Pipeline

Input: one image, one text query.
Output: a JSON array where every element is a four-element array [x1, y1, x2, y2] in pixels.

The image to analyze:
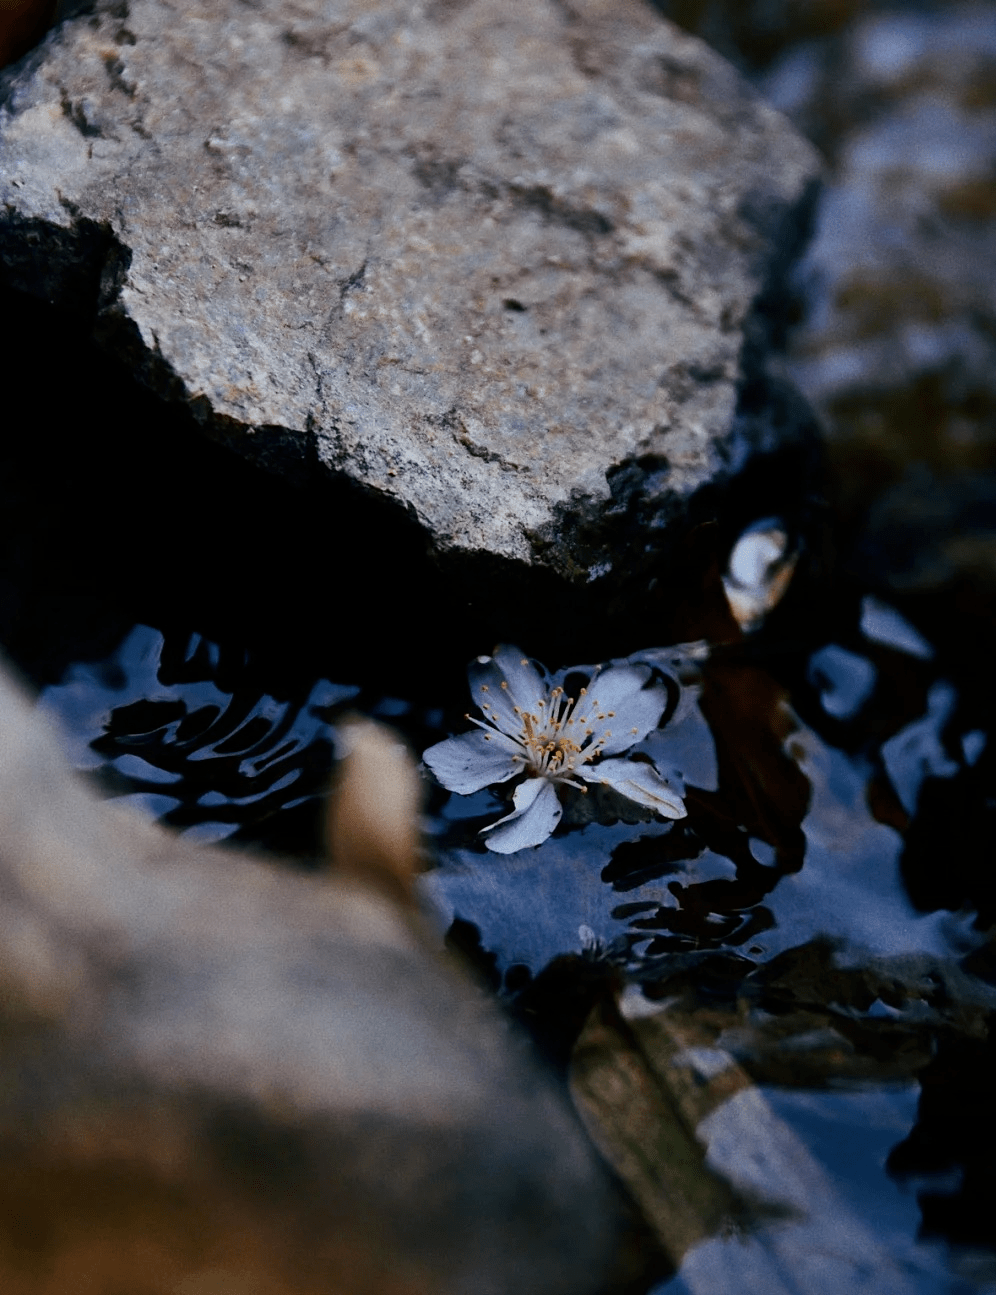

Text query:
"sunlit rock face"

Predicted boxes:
[[0, 0, 817, 604]]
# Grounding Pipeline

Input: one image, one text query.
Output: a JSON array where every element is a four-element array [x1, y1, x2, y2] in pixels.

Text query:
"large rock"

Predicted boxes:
[[0, 0, 818, 598]]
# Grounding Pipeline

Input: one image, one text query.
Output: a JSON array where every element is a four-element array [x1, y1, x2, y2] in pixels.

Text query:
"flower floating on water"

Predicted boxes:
[[423, 645, 687, 853]]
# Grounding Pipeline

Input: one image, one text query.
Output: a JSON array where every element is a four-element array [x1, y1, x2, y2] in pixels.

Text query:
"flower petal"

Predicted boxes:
[[580, 664, 669, 755], [467, 645, 548, 738], [639, 684, 718, 791], [579, 757, 687, 817], [423, 730, 521, 795], [481, 776, 562, 853]]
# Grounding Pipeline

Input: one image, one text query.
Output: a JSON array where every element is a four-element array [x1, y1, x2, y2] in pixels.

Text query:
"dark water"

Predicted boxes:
[[3, 2, 996, 1291]]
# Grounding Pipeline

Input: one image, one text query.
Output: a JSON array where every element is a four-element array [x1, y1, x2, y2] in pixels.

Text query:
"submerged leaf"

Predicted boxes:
[[571, 992, 936, 1294], [569, 995, 746, 1265], [695, 662, 810, 863]]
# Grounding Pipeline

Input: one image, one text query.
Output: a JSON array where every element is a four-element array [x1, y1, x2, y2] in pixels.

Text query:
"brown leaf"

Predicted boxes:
[[569, 994, 749, 1264]]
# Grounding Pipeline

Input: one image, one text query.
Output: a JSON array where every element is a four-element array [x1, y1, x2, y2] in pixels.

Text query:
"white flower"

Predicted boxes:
[[423, 645, 687, 854]]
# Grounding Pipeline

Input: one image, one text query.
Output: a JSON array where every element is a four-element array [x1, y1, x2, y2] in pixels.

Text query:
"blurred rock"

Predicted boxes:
[[652, 1, 996, 681], [782, 5, 996, 478], [774, 4, 996, 678], [0, 0, 818, 614], [0, 655, 616, 1295]]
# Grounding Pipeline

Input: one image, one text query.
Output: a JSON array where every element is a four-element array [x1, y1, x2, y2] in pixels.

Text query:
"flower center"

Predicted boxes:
[[512, 685, 613, 784], [471, 675, 619, 790]]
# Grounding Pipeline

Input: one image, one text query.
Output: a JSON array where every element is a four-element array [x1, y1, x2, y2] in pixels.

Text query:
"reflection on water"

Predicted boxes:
[[29, 577, 995, 1288], [36, 622, 445, 856], [424, 594, 995, 1289], [39, 624, 350, 852], [657, 1084, 982, 1295]]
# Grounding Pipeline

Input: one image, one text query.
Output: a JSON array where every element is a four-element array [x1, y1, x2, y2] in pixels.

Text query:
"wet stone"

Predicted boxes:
[[0, 0, 818, 611]]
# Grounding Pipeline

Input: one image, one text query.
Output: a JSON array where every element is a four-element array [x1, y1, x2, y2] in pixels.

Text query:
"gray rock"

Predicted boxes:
[[653, 1, 996, 664], [0, 0, 818, 598], [0, 651, 617, 1293], [761, 6, 996, 608], [782, 5, 996, 431]]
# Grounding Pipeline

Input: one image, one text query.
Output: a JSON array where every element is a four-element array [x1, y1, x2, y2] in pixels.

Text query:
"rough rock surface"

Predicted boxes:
[[0, 651, 616, 1294], [0, 0, 818, 592]]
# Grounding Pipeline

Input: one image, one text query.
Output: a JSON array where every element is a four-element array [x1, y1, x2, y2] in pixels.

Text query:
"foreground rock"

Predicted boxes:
[[0, 0, 817, 602], [0, 656, 616, 1294]]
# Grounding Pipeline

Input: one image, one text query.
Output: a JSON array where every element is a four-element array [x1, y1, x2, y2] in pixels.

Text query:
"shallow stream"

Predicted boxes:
[[2, 0, 995, 1290]]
